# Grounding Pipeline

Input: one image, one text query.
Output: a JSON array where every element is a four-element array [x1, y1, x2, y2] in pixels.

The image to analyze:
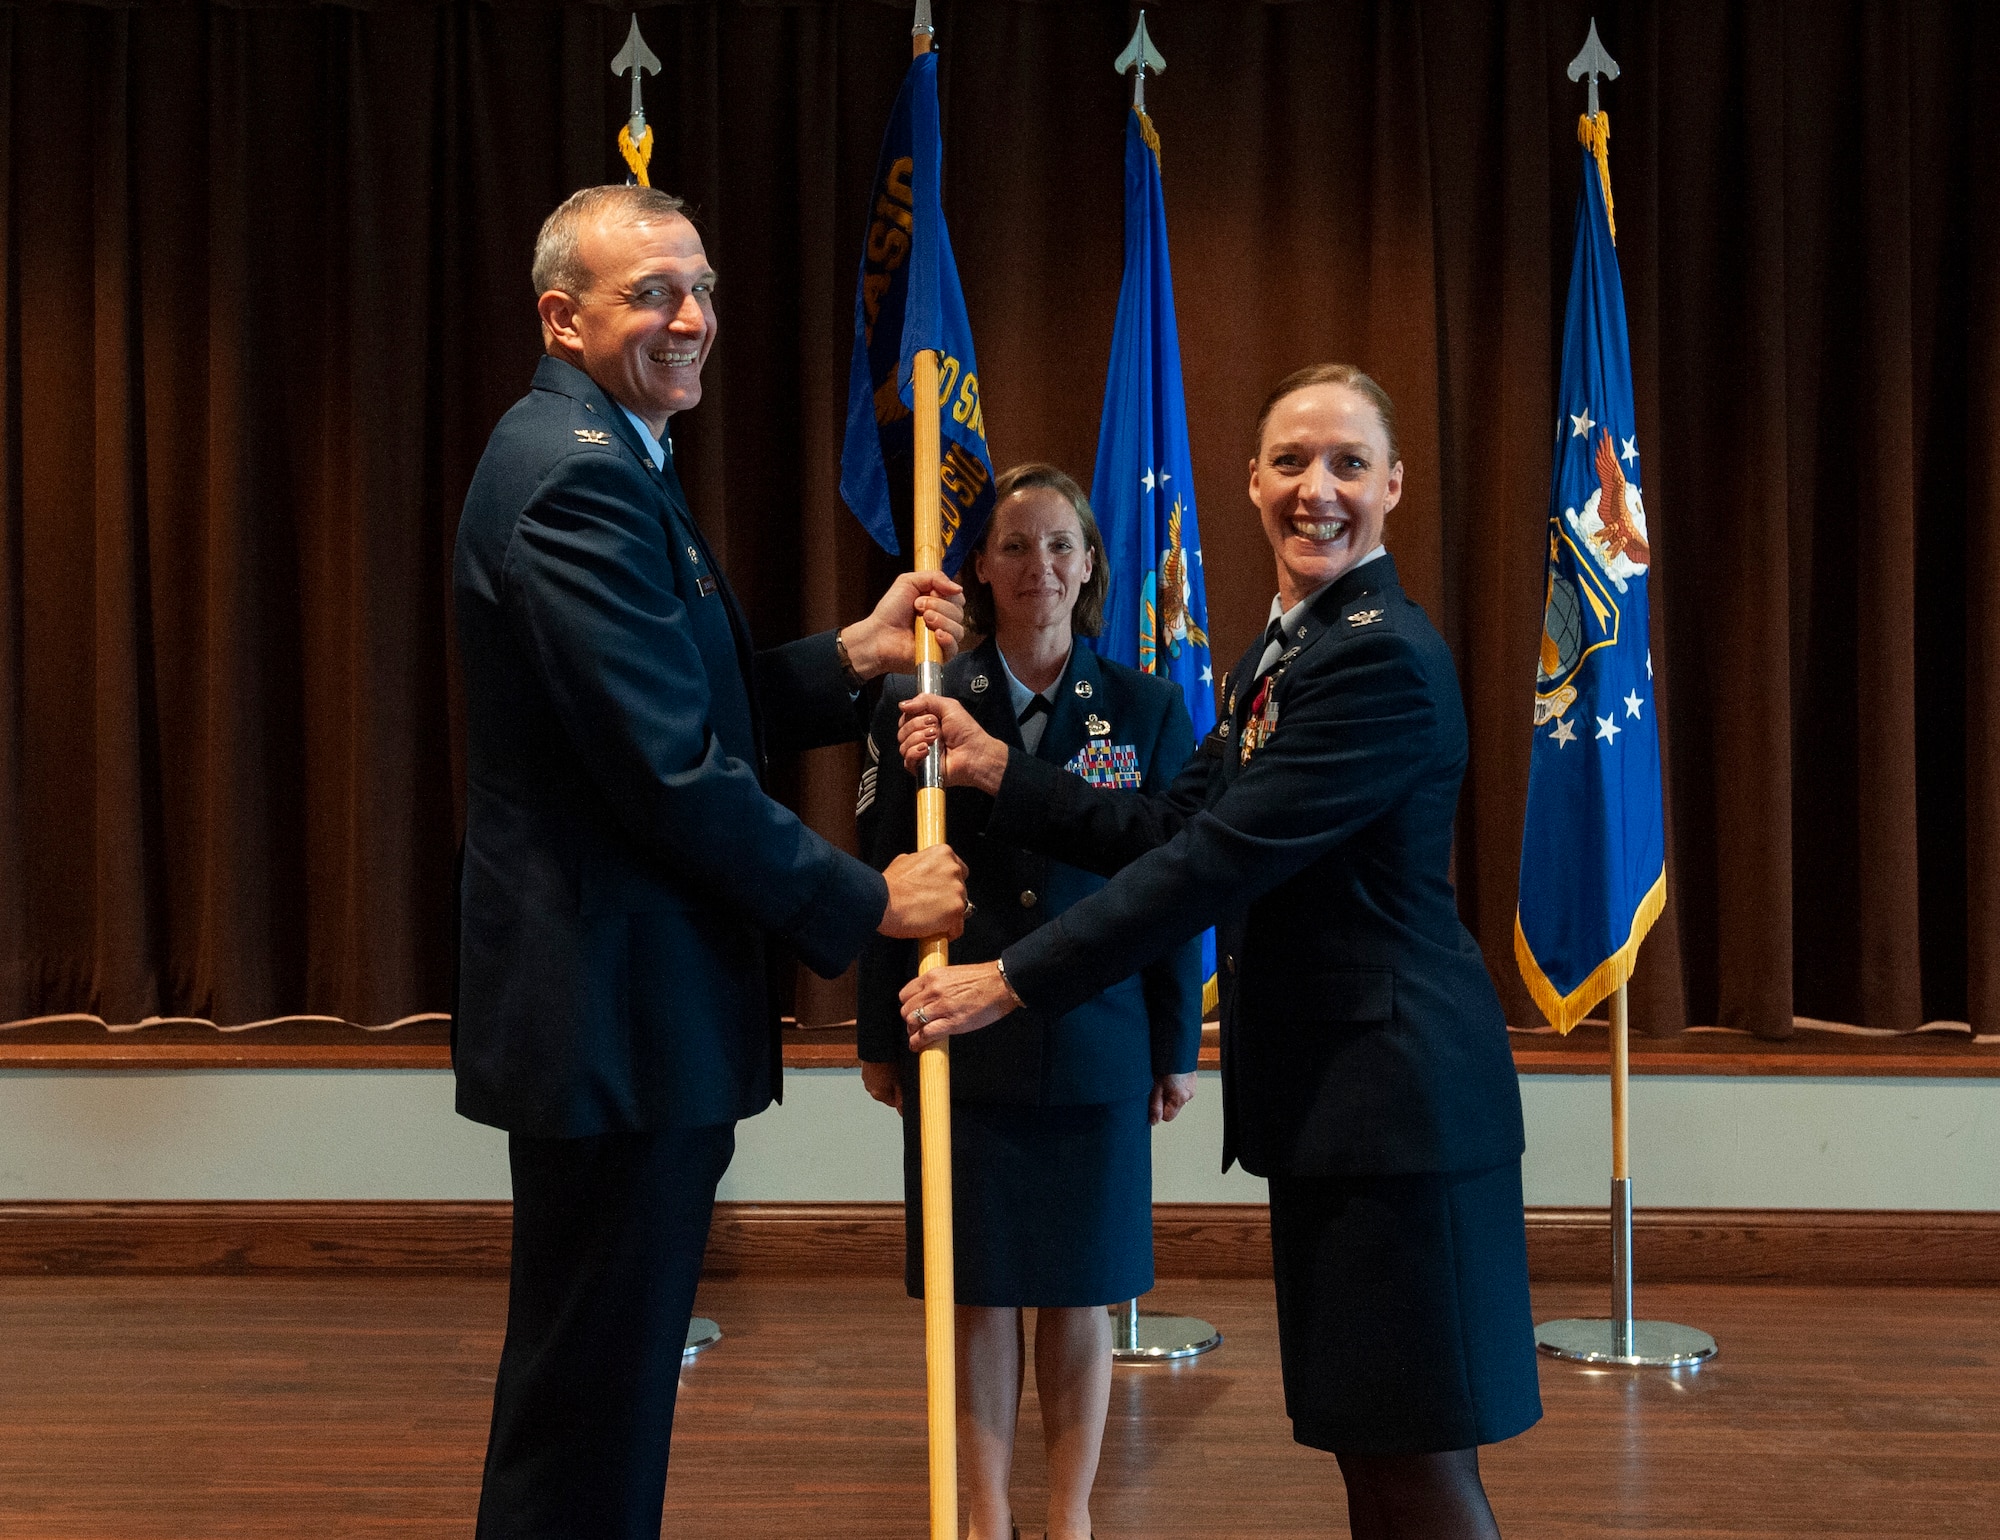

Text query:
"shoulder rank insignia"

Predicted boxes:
[[573, 428, 612, 445], [1085, 714, 1111, 738], [1346, 608, 1385, 627]]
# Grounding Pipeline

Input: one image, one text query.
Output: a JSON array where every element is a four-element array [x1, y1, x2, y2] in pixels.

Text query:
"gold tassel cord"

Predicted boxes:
[[1577, 111, 1615, 243], [1135, 107, 1162, 169], [618, 122, 655, 187]]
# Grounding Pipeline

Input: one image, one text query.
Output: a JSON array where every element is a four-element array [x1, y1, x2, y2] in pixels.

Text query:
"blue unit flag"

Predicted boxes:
[[1515, 125, 1666, 1033], [1087, 107, 1218, 1006], [840, 51, 996, 576]]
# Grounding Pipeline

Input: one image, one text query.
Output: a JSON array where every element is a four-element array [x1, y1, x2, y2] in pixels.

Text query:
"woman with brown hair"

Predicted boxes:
[[856, 463, 1204, 1540]]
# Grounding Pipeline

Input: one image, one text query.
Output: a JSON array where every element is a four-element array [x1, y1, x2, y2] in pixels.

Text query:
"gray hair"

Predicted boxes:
[[532, 185, 688, 297]]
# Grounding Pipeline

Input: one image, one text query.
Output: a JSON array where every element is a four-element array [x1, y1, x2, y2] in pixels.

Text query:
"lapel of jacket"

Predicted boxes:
[[1223, 630, 1267, 735], [1297, 552, 1401, 663], [1035, 642, 1102, 769], [533, 357, 767, 769], [960, 637, 1025, 750]]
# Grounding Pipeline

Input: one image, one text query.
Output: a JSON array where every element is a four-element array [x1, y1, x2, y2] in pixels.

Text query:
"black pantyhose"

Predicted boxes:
[[1333, 1447, 1502, 1540]]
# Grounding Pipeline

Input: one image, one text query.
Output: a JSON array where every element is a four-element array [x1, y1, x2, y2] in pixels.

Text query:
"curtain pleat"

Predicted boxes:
[[0, 0, 1992, 1040]]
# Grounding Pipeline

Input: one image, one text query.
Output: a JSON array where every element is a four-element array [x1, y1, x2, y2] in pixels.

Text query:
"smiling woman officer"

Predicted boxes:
[[857, 463, 1202, 1540], [893, 366, 1540, 1540]]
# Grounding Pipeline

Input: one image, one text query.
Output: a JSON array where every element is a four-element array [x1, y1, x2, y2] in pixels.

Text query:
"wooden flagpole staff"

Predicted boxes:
[[908, 18, 958, 1540]]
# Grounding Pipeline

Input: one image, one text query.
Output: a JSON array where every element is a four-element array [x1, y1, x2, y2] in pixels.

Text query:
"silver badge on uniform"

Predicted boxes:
[[970, 675, 989, 693], [1074, 679, 1094, 698]]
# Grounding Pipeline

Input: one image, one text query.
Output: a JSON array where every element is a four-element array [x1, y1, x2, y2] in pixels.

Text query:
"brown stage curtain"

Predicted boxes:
[[0, 0, 1993, 1041]]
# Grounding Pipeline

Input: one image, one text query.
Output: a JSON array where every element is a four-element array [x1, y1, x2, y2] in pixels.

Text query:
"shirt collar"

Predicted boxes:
[[617, 405, 669, 471], [1269, 544, 1387, 636], [995, 642, 1068, 720]]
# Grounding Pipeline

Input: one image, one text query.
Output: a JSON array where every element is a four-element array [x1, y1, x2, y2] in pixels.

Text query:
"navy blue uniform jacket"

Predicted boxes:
[[454, 356, 888, 1137], [855, 640, 1203, 1105], [988, 557, 1523, 1177]]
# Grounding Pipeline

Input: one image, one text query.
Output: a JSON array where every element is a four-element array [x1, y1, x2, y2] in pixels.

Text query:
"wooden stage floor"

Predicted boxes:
[[1, 1274, 1994, 1538]]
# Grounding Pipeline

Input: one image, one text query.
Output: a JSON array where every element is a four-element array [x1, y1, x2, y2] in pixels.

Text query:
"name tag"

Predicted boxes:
[[1064, 741, 1143, 790]]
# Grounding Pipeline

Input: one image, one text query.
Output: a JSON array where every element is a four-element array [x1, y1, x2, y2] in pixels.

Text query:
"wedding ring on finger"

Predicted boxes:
[[914, 1007, 931, 1028]]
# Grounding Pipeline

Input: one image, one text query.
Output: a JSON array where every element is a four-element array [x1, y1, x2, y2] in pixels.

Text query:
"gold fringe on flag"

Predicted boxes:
[[618, 122, 655, 187], [1577, 111, 1615, 243]]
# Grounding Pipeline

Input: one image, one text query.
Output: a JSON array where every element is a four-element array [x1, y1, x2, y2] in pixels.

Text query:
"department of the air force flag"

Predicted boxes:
[[1085, 108, 1216, 739], [1085, 103, 1219, 1009], [839, 50, 996, 576], [1514, 122, 1666, 1035]]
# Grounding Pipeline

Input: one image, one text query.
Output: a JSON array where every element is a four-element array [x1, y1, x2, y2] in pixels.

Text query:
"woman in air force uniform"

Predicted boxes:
[[856, 463, 1203, 1540], [895, 368, 1541, 1540]]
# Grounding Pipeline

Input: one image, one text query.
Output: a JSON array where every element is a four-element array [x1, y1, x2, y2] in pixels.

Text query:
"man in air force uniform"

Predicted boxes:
[[453, 184, 967, 1540]]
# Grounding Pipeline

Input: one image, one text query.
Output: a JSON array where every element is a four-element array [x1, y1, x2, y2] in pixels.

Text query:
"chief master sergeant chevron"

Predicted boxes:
[[452, 183, 968, 1540]]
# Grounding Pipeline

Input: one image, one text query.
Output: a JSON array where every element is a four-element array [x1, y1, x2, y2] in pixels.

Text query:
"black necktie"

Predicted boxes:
[[1257, 616, 1287, 676], [1018, 695, 1052, 725]]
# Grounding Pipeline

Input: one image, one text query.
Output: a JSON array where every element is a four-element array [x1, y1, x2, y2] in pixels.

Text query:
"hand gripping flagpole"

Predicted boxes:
[[907, 15, 960, 1537], [1105, 12, 1221, 1368], [1531, 23, 1713, 1371], [609, 13, 720, 1359]]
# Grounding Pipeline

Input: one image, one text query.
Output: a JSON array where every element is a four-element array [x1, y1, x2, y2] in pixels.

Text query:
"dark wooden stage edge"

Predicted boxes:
[[3, 1016, 1996, 1073], [0, 1201, 1994, 1286]]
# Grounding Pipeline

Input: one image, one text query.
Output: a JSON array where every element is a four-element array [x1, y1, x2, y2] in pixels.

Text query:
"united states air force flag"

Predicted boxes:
[[1086, 109, 1215, 737], [1514, 120, 1666, 1034], [1086, 106, 1218, 1006], [840, 50, 996, 576]]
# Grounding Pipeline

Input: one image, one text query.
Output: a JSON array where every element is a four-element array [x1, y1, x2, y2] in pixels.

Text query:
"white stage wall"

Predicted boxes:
[[0, 1068, 1995, 1210]]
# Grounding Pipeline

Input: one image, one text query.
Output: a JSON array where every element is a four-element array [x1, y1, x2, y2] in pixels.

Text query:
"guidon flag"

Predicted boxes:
[[839, 50, 996, 576]]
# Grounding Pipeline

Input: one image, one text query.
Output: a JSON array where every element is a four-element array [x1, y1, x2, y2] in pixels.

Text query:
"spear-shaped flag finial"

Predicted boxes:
[[913, 0, 934, 44], [611, 15, 663, 185], [1567, 17, 1619, 121], [1114, 11, 1166, 113]]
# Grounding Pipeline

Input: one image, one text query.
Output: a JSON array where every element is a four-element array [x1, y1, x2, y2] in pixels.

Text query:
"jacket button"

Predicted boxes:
[[1019, 890, 1038, 908], [1225, 954, 1237, 974]]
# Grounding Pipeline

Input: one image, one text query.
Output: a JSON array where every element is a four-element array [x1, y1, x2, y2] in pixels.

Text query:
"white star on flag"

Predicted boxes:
[[1621, 436, 1639, 464], [1140, 469, 1155, 493], [1624, 690, 1644, 718], [1550, 717, 1578, 748], [1596, 714, 1621, 743], [1570, 409, 1595, 438], [1199, 663, 1212, 684]]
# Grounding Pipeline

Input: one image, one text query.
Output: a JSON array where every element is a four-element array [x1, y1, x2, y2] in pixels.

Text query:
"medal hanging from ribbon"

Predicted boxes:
[[1239, 672, 1282, 766]]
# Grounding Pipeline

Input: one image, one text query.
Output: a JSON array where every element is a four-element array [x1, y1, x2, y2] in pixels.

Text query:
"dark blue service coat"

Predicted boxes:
[[988, 556, 1525, 1177], [856, 638, 1203, 1105], [453, 356, 888, 1138]]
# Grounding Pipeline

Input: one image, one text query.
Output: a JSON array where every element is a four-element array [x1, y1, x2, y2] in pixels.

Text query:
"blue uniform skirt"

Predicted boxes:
[[1266, 1160, 1543, 1455], [902, 1094, 1154, 1308]]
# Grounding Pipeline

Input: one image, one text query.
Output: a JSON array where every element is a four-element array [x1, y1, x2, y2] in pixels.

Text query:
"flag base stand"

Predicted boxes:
[[1536, 1176, 1716, 1368], [683, 1317, 722, 1357], [1110, 1299, 1221, 1362], [1535, 1317, 1715, 1367]]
